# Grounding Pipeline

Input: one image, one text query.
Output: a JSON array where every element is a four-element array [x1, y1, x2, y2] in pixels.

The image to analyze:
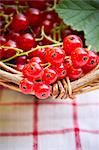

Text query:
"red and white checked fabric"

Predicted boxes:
[[0, 88, 99, 150]]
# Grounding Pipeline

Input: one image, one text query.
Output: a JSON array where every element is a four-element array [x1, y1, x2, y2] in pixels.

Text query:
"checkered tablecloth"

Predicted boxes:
[[0, 88, 99, 150]]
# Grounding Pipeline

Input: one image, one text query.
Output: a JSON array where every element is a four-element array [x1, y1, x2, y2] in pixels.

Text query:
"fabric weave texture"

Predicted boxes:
[[0, 89, 99, 150]]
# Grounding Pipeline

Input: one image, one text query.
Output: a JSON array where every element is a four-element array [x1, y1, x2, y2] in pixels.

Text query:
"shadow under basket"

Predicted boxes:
[[0, 62, 99, 99]]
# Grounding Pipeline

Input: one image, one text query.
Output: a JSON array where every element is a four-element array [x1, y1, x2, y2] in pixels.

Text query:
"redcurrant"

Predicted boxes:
[[3, 40, 17, 58], [63, 35, 83, 55], [54, 63, 67, 79], [71, 47, 89, 68], [26, 8, 41, 26], [82, 50, 98, 73], [42, 67, 57, 84], [29, 57, 43, 64], [22, 62, 44, 80], [67, 66, 83, 80], [10, 13, 29, 32], [46, 47, 65, 64], [19, 78, 34, 94], [0, 47, 4, 60], [18, 33, 36, 51], [15, 56, 27, 65], [34, 82, 50, 99]]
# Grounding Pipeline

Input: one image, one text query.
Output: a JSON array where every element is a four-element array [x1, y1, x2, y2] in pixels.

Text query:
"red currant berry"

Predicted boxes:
[[15, 56, 27, 65], [19, 78, 34, 94], [42, 67, 57, 84], [26, 8, 41, 26], [28, 0, 47, 10], [28, 48, 46, 59], [3, 40, 17, 58], [34, 82, 50, 99], [67, 66, 83, 80], [10, 13, 29, 32], [71, 47, 89, 68], [41, 19, 53, 34], [18, 33, 36, 51], [63, 35, 83, 55], [0, 47, 4, 60], [6, 32, 20, 44], [82, 50, 98, 73], [16, 64, 25, 71], [46, 47, 65, 64], [29, 57, 43, 64], [44, 10, 58, 22], [22, 62, 44, 80], [54, 63, 67, 79]]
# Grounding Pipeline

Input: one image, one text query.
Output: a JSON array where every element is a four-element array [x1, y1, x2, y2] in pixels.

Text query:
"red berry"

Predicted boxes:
[[29, 57, 43, 64], [82, 50, 98, 73], [19, 78, 34, 94], [41, 19, 53, 34], [28, 48, 47, 59], [34, 82, 50, 99], [15, 56, 27, 65], [44, 10, 58, 22], [0, 47, 4, 60], [63, 35, 83, 55], [3, 40, 17, 58], [10, 13, 29, 32], [22, 62, 44, 80], [46, 47, 65, 64], [16, 64, 25, 71], [71, 47, 89, 68], [28, 0, 47, 10], [42, 67, 57, 84], [54, 63, 67, 79], [6, 32, 20, 44], [26, 8, 41, 26], [67, 66, 83, 80], [18, 33, 36, 51]]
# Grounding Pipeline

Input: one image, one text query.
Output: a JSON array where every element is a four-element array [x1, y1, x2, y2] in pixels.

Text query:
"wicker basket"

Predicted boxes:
[[0, 61, 99, 99]]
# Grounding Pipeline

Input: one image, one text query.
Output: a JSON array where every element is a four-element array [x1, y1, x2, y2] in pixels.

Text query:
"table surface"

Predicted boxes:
[[0, 88, 99, 150]]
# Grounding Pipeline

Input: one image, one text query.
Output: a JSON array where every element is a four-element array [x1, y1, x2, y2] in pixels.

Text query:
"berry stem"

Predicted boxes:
[[41, 26, 60, 44], [0, 12, 13, 31], [1, 53, 19, 63], [47, 0, 57, 11], [41, 62, 51, 69], [1, 46, 23, 52], [1, 42, 63, 62]]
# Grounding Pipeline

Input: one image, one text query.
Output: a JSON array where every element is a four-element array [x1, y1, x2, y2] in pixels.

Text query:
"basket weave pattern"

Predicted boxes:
[[0, 62, 99, 99]]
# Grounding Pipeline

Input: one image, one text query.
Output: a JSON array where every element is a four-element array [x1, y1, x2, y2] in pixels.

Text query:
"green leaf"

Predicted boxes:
[[55, 0, 99, 52]]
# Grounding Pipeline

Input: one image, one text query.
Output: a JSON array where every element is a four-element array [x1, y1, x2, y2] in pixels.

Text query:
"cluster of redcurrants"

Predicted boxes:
[[0, 0, 84, 70], [19, 34, 98, 99]]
